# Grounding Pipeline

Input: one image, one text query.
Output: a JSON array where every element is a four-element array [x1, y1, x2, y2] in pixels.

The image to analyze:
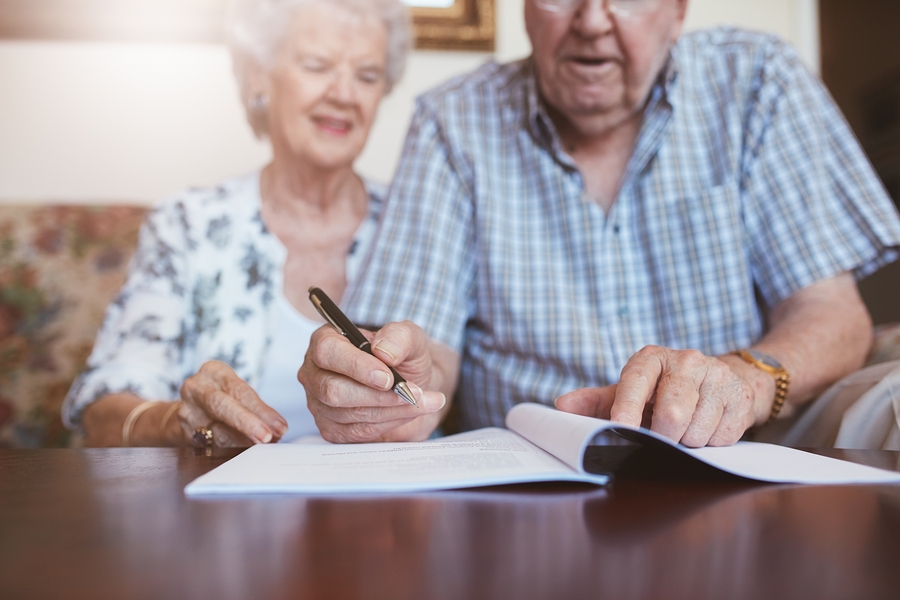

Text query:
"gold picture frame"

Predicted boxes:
[[407, 0, 495, 52], [0, 0, 495, 51]]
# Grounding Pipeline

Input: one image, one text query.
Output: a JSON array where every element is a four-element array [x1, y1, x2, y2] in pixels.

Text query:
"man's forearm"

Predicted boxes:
[[748, 272, 872, 418]]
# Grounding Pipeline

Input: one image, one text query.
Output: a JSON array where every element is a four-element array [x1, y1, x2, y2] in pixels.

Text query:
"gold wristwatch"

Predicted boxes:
[[731, 349, 790, 425]]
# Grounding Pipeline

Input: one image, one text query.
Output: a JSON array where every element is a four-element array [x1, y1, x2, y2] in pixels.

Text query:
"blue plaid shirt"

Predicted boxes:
[[347, 28, 900, 430]]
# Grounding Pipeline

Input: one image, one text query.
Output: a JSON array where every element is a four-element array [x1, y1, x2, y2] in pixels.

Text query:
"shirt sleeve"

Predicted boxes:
[[345, 102, 477, 353], [740, 38, 900, 308], [61, 199, 197, 430]]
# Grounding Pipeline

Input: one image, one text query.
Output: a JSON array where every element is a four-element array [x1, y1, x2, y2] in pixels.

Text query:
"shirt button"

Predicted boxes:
[[613, 225, 620, 234], [618, 305, 629, 317]]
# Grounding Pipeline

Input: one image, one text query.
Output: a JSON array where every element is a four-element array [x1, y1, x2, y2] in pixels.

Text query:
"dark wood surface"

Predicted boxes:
[[2, 447, 900, 600]]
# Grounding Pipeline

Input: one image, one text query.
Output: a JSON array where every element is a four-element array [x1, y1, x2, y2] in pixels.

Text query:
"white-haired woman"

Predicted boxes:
[[62, 0, 411, 447]]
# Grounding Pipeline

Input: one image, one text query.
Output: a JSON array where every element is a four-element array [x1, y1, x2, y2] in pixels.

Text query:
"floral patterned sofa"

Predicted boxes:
[[2, 203, 900, 448], [0, 204, 147, 447]]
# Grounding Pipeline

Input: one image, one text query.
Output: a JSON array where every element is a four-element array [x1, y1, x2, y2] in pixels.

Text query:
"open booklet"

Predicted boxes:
[[184, 403, 900, 496]]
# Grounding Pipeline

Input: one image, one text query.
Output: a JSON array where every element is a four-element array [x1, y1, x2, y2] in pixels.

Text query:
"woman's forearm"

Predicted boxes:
[[81, 393, 183, 447]]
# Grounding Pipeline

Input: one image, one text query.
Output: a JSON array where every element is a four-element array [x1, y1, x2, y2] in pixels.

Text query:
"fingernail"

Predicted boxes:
[[373, 339, 400, 362], [369, 370, 392, 390], [423, 392, 446, 411], [254, 426, 273, 444]]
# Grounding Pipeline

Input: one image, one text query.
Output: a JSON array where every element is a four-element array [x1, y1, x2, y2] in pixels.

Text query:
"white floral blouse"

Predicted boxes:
[[62, 172, 384, 430]]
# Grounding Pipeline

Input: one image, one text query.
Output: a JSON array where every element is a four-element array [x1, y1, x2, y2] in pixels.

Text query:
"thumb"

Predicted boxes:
[[555, 385, 618, 419], [370, 321, 437, 388]]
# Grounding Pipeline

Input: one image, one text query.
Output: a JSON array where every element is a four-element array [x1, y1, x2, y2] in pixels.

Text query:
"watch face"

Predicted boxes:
[[747, 349, 783, 370]]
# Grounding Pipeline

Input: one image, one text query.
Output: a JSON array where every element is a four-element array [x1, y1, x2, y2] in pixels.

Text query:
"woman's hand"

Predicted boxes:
[[179, 360, 288, 447]]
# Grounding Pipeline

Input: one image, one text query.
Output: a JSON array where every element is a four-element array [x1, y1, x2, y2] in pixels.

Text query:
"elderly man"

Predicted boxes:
[[298, 0, 900, 447]]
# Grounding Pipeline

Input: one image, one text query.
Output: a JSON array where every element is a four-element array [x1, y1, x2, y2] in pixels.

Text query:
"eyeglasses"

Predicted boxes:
[[534, 0, 661, 18]]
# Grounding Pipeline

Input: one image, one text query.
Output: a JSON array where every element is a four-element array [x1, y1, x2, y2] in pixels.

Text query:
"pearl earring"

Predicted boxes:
[[252, 93, 269, 112]]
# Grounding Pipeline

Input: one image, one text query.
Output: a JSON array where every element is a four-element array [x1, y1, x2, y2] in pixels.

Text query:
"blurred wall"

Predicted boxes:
[[0, 0, 819, 204]]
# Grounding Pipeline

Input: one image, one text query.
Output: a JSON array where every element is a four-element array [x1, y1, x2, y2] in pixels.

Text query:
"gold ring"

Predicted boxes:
[[192, 424, 215, 448]]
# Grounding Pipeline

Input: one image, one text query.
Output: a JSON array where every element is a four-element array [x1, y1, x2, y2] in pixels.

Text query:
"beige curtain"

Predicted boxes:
[[753, 360, 900, 450]]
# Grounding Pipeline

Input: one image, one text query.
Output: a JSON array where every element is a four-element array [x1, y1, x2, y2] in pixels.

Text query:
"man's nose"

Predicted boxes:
[[572, 0, 616, 36]]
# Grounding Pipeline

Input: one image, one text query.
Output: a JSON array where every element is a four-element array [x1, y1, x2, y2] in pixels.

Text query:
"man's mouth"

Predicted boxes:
[[570, 56, 612, 67]]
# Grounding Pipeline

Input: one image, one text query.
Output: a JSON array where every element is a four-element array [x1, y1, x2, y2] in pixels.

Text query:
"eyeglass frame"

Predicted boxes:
[[532, 0, 662, 18]]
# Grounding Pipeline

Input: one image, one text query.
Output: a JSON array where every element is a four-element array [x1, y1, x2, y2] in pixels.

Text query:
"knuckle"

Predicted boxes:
[[179, 378, 196, 399], [635, 345, 662, 359], [346, 421, 379, 442], [654, 403, 690, 428], [312, 333, 342, 364], [349, 352, 372, 376], [321, 376, 343, 404], [346, 405, 375, 423], [206, 391, 230, 415], [678, 349, 707, 370]]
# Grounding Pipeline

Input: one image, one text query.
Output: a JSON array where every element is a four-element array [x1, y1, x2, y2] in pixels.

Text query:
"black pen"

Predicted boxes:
[[308, 287, 419, 408]]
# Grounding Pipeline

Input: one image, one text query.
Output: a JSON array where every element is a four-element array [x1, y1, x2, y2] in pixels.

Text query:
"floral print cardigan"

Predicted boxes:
[[62, 172, 383, 431]]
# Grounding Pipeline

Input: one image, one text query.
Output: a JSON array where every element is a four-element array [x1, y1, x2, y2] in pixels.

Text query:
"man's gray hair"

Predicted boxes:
[[226, 0, 411, 138]]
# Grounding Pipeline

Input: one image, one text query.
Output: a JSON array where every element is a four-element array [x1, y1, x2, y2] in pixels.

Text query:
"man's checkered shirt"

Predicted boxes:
[[347, 28, 900, 430]]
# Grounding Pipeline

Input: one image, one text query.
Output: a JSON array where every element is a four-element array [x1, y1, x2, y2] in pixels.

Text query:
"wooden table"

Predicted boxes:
[[2, 447, 900, 600]]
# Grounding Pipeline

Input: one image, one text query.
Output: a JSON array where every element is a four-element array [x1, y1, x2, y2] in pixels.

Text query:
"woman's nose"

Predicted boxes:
[[325, 69, 356, 105]]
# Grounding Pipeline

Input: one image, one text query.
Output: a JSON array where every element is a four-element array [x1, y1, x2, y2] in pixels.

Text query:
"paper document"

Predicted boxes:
[[185, 403, 900, 496]]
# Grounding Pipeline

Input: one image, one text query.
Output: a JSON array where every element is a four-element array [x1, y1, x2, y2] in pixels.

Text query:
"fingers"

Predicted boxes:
[[371, 321, 435, 381], [706, 377, 755, 447], [208, 422, 253, 448], [301, 326, 402, 399], [646, 349, 706, 442], [180, 360, 288, 446], [610, 346, 665, 427], [299, 322, 446, 443], [610, 347, 756, 447], [554, 385, 617, 419]]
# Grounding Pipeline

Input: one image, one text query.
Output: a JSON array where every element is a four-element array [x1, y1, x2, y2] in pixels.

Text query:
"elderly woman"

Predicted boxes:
[[61, 0, 410, 447]]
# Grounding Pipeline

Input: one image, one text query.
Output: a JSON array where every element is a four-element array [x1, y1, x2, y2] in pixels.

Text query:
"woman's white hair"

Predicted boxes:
[[226, 0, 411, 138]]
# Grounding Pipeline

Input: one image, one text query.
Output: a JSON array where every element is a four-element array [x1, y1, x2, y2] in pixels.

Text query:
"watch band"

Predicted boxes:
[[731, 349, 790, 426]]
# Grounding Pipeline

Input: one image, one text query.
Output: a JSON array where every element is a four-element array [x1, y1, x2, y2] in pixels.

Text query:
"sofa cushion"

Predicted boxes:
[[0, 204, 147, 447]]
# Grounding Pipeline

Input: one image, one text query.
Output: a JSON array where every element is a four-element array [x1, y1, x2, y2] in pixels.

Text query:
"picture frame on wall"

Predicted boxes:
[[405, 0, 494, 52], [0, 0, 495, 51]]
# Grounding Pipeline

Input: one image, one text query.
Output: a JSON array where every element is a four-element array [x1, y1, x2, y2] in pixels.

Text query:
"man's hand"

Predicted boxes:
[[555, 346, 766, 447], [298, 321, 456, 443]]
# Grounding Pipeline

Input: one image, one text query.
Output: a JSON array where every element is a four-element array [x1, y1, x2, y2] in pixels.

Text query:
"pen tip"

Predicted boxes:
[[395, 382, 419, 408]]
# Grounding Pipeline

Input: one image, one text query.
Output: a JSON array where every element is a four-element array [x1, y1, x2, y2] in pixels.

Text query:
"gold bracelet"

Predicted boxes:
[[121, 401, 158, 447], [158, 402, 181, 442]]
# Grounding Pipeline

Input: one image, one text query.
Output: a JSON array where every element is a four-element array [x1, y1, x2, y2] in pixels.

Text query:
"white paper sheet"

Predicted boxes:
[[185, 404, 900, 496], [185, 427, 610, 496]]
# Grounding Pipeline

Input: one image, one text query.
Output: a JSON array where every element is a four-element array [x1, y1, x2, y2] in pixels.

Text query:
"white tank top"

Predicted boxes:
[[254, 294, 321, 442], [255, 186, 378, 442]]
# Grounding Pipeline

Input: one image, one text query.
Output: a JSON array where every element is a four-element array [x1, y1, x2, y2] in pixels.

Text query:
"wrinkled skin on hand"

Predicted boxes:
[[179, 360, 288, 447], [298, 321, 450, 443], [556, 345, 759, 447]]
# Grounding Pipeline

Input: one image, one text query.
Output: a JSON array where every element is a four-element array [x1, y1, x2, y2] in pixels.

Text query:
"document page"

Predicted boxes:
[[685, 443, 900, 485], [510, 403, 900, 485], [185, 427, 610, 496]]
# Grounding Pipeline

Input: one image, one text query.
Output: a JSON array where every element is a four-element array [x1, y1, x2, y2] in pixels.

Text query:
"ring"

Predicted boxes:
[[192, 425, 215, 448]]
